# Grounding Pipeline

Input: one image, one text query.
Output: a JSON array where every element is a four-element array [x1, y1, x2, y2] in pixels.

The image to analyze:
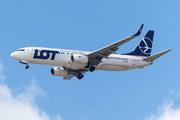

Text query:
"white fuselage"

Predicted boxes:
[[11, 47, 152, 71]]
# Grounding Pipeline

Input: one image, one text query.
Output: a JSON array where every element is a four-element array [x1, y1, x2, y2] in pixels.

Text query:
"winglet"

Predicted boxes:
[[143, 49, 172, 61], [134, 24, 144, 36]]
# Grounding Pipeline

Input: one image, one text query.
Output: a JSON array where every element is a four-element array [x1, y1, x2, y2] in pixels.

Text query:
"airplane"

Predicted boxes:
[[10, 24, 171, 80]]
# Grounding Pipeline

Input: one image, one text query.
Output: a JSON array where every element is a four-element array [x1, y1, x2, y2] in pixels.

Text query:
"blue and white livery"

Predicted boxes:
[[11, 24, 171, 80]]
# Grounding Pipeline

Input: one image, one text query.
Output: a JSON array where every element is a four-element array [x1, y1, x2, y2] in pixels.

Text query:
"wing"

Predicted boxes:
[[87, 24, 144, 66]]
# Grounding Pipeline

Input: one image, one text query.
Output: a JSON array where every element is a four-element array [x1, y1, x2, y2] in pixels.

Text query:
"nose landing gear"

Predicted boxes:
[[20, 60, 29, 69], [25, 64, 29, 69]]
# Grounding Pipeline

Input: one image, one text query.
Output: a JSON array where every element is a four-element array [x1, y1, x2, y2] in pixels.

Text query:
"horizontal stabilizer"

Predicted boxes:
[[143, 49, 172, 61]]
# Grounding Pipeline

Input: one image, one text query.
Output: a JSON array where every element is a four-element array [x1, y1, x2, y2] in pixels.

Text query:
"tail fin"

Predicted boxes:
[[123, 30, 154, 57]]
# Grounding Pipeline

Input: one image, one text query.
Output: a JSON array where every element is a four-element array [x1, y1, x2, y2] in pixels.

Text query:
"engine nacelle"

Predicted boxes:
[[50, 67, 68, 77], [71, 54, 88, 64]]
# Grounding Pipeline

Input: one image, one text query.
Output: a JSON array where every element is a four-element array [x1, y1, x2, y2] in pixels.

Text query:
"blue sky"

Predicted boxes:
[[0, 0, 180, 120]]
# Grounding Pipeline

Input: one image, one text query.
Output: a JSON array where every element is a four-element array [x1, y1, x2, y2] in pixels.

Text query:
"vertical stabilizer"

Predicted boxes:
[[123, 30, 154, 57]]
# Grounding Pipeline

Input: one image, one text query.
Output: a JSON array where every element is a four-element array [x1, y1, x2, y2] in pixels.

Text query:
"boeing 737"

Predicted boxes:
[[11, 24, 171, 80]]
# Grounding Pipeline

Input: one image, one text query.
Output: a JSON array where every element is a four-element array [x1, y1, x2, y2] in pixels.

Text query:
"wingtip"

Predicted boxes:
[[164, 49, 172, 52], [166, 49, 172, 52], [134, 24, 144, 36]]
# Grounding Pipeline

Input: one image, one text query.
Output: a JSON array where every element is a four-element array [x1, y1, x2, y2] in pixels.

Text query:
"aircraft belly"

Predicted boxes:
[[96, 64, 135, 71], [97, 60, 130, 71], [97, 59, 149, 71], [69, 63, 87, 69]]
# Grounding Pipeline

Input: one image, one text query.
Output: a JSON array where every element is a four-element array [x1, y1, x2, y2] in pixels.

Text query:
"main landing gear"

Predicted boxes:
[[20, 60, 29, 69], [77, 66, 95, 80], [89, 66, 95, 72], [77, 73, 84, 80], [85, 62, 96, 72]]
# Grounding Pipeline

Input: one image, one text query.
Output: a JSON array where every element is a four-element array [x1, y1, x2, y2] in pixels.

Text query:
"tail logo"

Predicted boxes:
[[138, 37, 152, 55]]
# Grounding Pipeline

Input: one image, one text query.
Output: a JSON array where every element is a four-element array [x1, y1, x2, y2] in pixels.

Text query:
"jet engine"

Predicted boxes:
[[50, 67, 68, 77], [71, 54, 88, 64]]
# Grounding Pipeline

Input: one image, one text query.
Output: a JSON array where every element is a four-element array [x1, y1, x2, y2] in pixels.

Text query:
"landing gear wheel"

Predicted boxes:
[[25, 65, 29, 69], [77, 74, 84, 80], [89, 66, 95, 72]]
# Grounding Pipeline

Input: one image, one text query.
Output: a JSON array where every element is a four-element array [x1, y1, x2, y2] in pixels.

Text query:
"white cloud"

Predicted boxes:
[[169, 90, 180, 98], [0, 62, 62, 120], [17, 79, 46, 103], [146, 100, 180, 120]]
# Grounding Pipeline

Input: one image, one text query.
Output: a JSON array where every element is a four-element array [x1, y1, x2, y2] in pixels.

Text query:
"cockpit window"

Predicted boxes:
[[17, 49, 25, 51]]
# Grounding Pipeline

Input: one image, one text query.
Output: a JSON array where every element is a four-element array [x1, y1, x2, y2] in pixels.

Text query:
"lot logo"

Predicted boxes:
[[138, 37, 152, 55], [33, 49, 60, 60]]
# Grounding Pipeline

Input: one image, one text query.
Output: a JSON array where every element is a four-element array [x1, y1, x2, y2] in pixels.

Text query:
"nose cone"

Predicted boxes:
[[10, 52, 19, 60]]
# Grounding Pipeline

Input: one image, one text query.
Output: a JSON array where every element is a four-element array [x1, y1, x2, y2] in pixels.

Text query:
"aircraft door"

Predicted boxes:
[[23, 48, 28, 57], [132, 59, 136, 65], [31, 49, 34, 55], [31, 48, 36, 63]]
